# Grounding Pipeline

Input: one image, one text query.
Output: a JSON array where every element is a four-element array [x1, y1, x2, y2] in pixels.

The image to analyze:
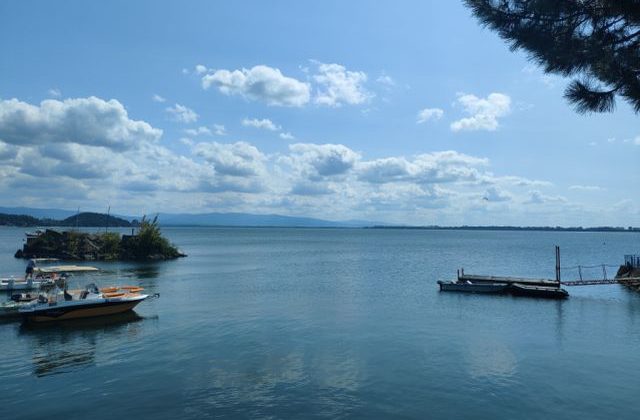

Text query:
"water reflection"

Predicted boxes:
[[120, 265, 161, 279], [19, 312, 145, 377], [466, 339, 517, 385]]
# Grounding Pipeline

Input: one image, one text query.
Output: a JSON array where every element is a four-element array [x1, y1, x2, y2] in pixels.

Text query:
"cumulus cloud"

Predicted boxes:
[[242, 118, 280, 131], [152, 94, 166, 103], [417, 108, 444, 124], [279, 132, 294, 140], [483, 186, 511, 202], [357, 151, 488, 185], [313, 62, 372, 107], [213, 124, 227, 136], [287, 143, 361, 178], [201, 65, 311, 107], [195, 64, 207, 74], [166, 103, 199, 123], [48, 88, 61, 97], [193, 141, 266, 177], [184, 126, 212, 137], [0, 97, 161, 151], [525, 190, 567, 204], [450, 93, 511, 132]]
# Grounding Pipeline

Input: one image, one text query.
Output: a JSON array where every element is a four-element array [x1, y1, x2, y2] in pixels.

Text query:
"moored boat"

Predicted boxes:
[[19, 284, 150, 323], [437, 280, 509, 294], [0, 277, 56, 291], [508, 283, 569, 299]]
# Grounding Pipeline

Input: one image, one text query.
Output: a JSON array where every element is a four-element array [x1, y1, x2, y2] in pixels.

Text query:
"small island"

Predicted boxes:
[[15, 215, 186, 261]]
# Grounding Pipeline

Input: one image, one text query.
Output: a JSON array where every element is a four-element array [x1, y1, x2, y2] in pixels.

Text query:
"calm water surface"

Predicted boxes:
[[1, 227, 639, 419]]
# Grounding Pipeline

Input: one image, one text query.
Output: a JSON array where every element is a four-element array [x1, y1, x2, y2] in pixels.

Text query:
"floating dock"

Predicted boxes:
[[458, 273, 560, 287]]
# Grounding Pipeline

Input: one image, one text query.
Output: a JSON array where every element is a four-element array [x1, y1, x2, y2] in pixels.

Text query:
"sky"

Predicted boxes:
[[0, 0, 638, 226]]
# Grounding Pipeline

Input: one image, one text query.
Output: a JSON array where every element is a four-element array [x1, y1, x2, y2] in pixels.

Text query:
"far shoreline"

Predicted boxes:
[[1, 224, 638, 233]]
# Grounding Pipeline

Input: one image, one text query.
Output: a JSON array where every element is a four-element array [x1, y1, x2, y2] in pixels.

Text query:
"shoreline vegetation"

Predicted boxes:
[[14, 216, 186, 261]]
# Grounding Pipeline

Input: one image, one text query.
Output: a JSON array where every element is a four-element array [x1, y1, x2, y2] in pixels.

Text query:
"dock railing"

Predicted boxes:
[[624, 255, 640, 268]]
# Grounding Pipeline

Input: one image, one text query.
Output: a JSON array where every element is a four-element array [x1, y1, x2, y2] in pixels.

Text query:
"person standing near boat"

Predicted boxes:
[[25, 257, 36, 280]]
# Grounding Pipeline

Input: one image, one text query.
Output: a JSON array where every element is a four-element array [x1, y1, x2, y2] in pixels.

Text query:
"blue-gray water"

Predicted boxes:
[[1, 227, 639, 419]]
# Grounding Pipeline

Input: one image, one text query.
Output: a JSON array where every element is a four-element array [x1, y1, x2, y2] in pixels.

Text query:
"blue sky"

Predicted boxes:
[[0, 0, 638, 226]]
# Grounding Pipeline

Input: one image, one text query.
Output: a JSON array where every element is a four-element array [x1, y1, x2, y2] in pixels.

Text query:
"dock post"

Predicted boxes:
[[555, 246, 561, 284]]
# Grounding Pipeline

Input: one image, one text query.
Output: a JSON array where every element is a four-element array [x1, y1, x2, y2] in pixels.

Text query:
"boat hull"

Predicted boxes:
[[23, 299, 143, 323], [438, 280, 508, 294], [508, 284, 569, 299]]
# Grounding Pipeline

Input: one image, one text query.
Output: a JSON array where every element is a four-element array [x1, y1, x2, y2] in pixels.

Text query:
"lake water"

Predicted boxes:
[[1, 227, 639, 419]]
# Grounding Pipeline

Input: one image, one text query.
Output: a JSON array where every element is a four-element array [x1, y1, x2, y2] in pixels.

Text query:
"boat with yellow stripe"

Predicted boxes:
[[19, 284, 152, 323]]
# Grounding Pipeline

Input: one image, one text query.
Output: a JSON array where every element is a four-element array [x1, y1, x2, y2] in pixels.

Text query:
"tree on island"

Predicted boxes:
[[120, 215, 183, 260], [464, 0, 640, 113]]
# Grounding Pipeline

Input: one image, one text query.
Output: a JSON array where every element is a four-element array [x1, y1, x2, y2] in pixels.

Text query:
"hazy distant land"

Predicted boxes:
[[0, 207, 637, 232]]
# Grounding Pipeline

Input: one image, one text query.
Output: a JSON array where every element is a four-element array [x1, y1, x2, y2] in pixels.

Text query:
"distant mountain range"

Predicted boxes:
[[0, 206, 637, 231], [0, 211, 133, 228], [0, 206, 371, 228]]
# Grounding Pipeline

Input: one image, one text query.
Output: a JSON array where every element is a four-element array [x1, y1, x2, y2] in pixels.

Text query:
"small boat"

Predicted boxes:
[[19, 284, 150, 323], [508, 283, 569, 299], [437, 280, 509, 294], [0, 277, 56, 291]]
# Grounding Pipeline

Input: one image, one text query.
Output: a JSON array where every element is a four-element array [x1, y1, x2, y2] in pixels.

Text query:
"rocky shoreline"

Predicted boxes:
[[615, 264, 640, 291], [15, 218, 185, 261]]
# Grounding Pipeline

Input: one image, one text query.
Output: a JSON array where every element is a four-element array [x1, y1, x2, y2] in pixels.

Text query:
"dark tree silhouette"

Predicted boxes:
[[464, 0, 640, 113]]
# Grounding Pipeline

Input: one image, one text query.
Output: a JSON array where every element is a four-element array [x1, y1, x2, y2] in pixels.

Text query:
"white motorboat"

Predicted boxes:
[[19, 284, 150, 323]]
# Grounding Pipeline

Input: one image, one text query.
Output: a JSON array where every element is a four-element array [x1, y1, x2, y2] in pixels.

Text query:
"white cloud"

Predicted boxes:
[[195, 64, 207, 75], [48, 88, 61, 97], [0, 97, 161, 151], [450, 93, 511, 132], [193, 141, 267, 178], [376, 74, 396, 87], [213, 124, 227, 136], [357, 151, 488, 185], [634, 136, 640, 145], [279, 132, 294, 140], [483, 186, 511, 202], [201, 65, 310, 107], [242, 118, 280, 131], [184, 126, 212, 136], [313, 62, 372, 107], [290, 181, 333, 196], [286, 143, 360, 178], [166, 103, 199, 124], [417, 108, 444, 124], [152, 94, 166, 103], [525, 190, 567, 204], [569, 185, 604, 191]]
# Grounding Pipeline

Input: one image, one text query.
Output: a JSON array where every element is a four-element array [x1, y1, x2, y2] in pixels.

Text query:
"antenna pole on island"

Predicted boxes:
[[105, 205, 110, 233]]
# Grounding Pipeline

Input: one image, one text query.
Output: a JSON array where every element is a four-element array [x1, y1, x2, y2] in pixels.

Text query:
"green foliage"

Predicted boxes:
[[119, 215, 182, 260], [19, 217, 184, 261], [464, 0, 640, 113], [98, 232, 121, 260]]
